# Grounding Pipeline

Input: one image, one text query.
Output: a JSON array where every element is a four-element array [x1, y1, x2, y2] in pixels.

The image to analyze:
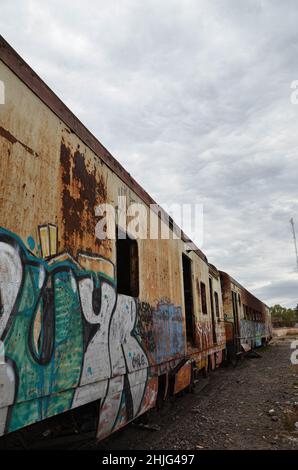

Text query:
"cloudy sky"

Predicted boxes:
[[1, 0, 298, 307]]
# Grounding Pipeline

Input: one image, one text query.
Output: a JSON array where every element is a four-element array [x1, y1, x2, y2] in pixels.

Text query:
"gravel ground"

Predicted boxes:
[[1, 336, 297, 450], [94, 336, 298, 450]]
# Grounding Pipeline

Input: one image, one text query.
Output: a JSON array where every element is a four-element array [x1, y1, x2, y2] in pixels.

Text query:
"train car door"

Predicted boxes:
[[231, 291, 240, 352], [209, 277, 217, 345], [182, 254, 195, 344]]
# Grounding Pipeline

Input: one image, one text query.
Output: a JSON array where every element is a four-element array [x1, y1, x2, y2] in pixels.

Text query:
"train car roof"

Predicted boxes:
[[219, 270, 269, 309], [208, 263, 220, 278]]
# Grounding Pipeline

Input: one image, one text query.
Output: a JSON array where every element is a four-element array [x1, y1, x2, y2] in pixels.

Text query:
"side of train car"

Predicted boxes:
[[0, 37, 271, 442], [220, 271, 272, 359]]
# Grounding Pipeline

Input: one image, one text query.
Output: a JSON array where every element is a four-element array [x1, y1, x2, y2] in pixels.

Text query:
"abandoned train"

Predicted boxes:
[[0, 37, 272, 442]]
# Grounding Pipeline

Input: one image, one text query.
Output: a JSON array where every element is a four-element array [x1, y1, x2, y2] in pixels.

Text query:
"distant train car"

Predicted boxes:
[[220, 271, 271, 361], [0, 37, 227, 442]]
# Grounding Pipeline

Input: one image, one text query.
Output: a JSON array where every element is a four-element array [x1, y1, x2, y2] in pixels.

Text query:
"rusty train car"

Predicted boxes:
[[0, 37, 271, 443], [220, 272, 272, 361]]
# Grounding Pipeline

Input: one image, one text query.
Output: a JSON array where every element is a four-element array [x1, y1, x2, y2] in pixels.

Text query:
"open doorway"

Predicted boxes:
[[231, 290, 240, 351], [182, 254, 195, 343], [208, 277, 217, 344], [116, 227, 139, 297]]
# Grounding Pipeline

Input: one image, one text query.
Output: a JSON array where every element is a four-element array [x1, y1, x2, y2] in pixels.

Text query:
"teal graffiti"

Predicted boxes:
[[27, 236, 35, 251], [0, 227, 113, 433]]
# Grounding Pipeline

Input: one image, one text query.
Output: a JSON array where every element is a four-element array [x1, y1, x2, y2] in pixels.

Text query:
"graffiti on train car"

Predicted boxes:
[[0, 226, 184, 438], [240, 320, 266, 347], [196, 322, 213, 350], [135, 301, 185, 364], [153, 302, 184, 364], [195, 321, 225, 352], [215, 321, 226, 345]]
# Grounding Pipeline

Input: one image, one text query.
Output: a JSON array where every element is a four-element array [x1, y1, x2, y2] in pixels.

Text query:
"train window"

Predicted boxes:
[[200, 282, 208, 315], [116, 228, 139, 297], [214, 291, 220, 318]]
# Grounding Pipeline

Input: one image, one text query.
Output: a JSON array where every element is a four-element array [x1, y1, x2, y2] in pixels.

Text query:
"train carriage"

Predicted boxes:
[[220, 271, 272, 361], [0, 37, 271, 443], [0, 37, 227, 440]]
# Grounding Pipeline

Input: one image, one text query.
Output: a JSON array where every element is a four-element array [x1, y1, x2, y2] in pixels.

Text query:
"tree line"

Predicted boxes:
[[269, 304, 298, 326]]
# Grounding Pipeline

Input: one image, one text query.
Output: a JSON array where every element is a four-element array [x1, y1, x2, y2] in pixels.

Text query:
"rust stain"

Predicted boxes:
[[60, 139, 110, 256], [60, 141, 71, 186], [0, 125, 38, 157], [174, 362, 191, 394]]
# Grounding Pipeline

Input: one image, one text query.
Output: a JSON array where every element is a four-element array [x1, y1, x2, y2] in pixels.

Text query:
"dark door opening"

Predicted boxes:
[[116, 227, 139, 297], [182, 254, 195, 343], [231, 291, 240, 351], [208, 277, 217, 344]]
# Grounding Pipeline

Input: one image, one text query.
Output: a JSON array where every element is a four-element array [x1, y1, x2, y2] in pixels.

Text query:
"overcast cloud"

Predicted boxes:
[[1, 0, 297, 307]]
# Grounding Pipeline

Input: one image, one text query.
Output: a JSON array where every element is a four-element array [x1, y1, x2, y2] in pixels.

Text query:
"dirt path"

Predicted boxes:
[[94, 336, 298, 450], [1, 336, 297, 450]]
